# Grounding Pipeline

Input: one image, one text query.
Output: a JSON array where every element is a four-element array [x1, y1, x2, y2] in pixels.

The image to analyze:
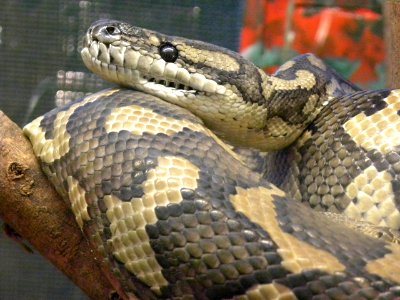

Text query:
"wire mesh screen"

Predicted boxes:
[[0, 1, 245, 299]]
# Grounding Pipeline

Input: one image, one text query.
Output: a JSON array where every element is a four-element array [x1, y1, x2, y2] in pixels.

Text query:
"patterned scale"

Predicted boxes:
[[267, 89, 400, 232], [24, 88, 400, 299]]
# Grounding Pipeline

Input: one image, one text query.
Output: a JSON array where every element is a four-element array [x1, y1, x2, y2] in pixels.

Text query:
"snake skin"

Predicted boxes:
[[23, 19, 400, 299], [24, 89, 400, 299], [267, 89, 400, 231]]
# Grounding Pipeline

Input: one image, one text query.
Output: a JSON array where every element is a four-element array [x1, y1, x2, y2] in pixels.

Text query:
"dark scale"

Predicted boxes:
[[267, 89, 400, 216], [34, 89, 400, 299], [266, 54, 362, 126]]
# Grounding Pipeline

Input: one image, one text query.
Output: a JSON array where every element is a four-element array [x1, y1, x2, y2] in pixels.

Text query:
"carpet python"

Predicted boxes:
[[23, 19, 400, 299]]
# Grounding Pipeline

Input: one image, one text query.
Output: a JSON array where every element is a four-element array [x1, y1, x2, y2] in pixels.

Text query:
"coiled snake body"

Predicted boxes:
[[24, 20, 400, 299]]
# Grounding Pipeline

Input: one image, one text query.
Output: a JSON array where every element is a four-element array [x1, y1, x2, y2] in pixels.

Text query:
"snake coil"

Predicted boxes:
[[24, 19, 400, 299]]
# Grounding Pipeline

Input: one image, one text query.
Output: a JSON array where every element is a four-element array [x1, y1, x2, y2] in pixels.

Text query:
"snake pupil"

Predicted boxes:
[[159, 42, 178, 62], [106, 26, 119, 35]]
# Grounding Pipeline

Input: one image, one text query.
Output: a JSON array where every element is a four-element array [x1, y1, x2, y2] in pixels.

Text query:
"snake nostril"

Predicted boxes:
[[91, 24, 121, 44]]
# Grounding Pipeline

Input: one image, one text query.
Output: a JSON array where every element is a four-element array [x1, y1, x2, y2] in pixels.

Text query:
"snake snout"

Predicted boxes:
[[88, 19, 121, 44]]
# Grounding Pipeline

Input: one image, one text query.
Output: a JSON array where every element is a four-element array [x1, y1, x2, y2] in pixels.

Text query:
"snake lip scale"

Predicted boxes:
[[85, 39, 199, 95], [84, 41, 183, 90]]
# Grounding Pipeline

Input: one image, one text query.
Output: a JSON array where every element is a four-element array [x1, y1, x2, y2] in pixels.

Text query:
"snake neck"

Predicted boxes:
[[81, 19, 359, 151]]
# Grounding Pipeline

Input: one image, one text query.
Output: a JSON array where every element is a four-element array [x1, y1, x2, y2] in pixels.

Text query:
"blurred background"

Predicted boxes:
[[0, 0, 389, 299]]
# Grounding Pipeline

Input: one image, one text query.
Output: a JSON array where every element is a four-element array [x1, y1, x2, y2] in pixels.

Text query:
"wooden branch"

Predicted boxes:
[[0, 111, 130, 300], [384, 0, 400, 88]]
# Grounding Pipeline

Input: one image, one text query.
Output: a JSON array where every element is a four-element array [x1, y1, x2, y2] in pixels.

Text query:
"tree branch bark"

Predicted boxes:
[[384, 0, 400, 88], [0, 111, 129, 300]]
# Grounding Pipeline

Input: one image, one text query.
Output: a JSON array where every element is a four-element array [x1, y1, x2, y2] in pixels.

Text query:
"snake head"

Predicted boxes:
[[82, 19, 227, 95], [81, 19, 275, 149]]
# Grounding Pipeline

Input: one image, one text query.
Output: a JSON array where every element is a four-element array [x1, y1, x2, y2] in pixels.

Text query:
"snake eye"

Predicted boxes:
[[105, 26, 120, 35], [159, 42, 178, 62]]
